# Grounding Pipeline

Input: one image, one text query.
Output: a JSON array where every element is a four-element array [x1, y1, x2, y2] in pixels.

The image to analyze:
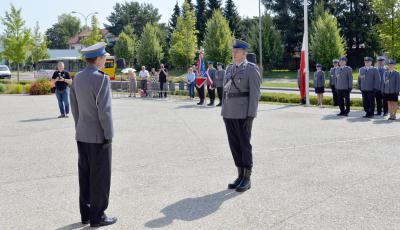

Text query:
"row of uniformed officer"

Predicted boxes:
[[221, 39, 262, 192], [358, 57, 381, 118], [335, 57, 354, 116], [329, 60, 339, 106], [70, 42, 117, 227]]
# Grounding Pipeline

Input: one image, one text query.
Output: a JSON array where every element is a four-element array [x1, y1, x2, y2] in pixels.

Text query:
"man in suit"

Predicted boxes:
[[207, 61, 217, 106], [215, 62, 225, 106], [335, 57, 353, 116], [376, 56, 388, 116], [70, 42, 117, 227], [329, 59, 339, 106], [358, 57, 381, 118], [221, 39, 262, 192]]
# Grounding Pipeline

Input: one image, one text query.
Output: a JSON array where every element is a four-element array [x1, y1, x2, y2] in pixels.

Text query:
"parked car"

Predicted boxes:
[[0, 65, 11, 79]]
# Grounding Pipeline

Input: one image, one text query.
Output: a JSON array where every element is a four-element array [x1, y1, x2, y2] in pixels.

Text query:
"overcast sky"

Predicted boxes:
[[0, 0, 262, 34]]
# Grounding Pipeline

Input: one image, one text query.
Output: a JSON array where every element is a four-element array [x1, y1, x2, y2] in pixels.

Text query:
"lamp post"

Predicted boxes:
[[71, 11, 99, 28], [259, 0, 263, 73]]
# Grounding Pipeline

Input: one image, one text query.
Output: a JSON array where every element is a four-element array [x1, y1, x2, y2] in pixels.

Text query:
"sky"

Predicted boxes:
[[0, 0, 262, 34]]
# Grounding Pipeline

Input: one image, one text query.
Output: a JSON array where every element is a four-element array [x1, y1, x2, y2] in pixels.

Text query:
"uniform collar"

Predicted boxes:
[[87, 64, 99, 71], [234, 59, 248, 68]]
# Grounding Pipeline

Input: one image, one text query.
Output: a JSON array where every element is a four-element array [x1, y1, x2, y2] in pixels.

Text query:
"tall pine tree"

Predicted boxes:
[[223, 0, 241, 38], [207, 0, 222, 19], [195, 0, 207, 47], [168, 1, 181, 44]]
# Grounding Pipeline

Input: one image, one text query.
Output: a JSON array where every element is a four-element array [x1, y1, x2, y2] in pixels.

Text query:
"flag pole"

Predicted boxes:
[[304, 0, 310, 106]]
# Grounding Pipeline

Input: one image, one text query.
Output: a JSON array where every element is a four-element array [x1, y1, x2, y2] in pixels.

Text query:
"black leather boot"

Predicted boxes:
[[228, 167, 244, 189], [236, 168, 252, 192]]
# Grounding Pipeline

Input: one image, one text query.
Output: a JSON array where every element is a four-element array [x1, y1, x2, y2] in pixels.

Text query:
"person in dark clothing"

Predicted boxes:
[[51, 62, 72, 118], [376, 56, 388, 116], [158, 64, 168, 98]]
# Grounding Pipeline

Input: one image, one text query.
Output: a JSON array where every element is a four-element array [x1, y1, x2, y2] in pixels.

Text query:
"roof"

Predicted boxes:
[[68, 28, 113, 45], [47, 49, 81, 59]]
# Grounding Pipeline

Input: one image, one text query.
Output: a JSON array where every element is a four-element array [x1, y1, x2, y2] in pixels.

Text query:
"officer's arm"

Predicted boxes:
[[349, 68, 353, 90], [64, 72, 72, 85], [248, 66, 262, 118], [357, 69, 361, 90], [69, 81, 79, 127], [97, 76, 114, 140]]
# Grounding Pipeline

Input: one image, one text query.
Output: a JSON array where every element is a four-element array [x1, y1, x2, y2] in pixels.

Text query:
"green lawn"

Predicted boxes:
[[262, 82, 298, 88]]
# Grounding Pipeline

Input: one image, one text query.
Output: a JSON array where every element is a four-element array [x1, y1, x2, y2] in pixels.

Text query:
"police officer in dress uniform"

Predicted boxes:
[[376, 56, 388, 116], [330, 59, 339, 106], [222, 39, 262, 192], [215, 62, 225, 106], [335, 57, 353, 116], [207, 61, 217, 106], [70, 42, 117, 227], [358, 57, 381, 118]]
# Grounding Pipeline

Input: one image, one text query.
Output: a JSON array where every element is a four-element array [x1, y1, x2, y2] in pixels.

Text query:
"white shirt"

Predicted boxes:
[[139, 70, 149, 79]]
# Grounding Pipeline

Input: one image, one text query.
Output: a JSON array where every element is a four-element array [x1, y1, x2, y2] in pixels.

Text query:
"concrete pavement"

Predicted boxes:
[[1, 95, 400, 229]]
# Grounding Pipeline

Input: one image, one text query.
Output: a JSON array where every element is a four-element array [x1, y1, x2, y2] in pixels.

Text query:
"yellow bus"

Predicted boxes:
[[34, 56, 116, 80]]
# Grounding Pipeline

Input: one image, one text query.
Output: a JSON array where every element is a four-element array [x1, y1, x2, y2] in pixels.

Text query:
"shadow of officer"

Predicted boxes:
[[145, 190, 239, 228]]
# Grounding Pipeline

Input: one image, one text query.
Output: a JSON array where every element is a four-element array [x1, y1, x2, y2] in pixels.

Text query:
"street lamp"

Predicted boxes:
[[258, 0, 263, 73], [71, 11, 99, 28]]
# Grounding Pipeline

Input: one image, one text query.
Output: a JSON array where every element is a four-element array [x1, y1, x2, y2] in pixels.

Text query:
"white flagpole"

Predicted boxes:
[[304, 0, 310, 106]]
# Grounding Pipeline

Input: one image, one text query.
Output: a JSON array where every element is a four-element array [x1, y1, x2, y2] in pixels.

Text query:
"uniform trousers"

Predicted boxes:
[[196, 85, 205, 103], [207, 85, 215, 103], [337, 89, 351, 114], [77, 141, 112, 223], [223, 118, 253, 169], [330, 85, 338, 106], [375, 91, 388, 114], [217, 87, 223, 103], [362, 91, 375, 115]]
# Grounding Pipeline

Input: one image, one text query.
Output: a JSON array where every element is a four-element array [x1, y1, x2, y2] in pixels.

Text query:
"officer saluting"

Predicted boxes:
[[70, 42, 117, 227], [358, 57, 381, 118], [222, 39, 262, 192], [335, 57, 353, 116]]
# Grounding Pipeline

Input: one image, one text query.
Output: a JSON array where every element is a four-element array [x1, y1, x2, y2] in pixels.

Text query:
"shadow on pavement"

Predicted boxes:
[[19, 117, 58, 122], [55, 222, 85, 230], [258, 104, 296, 112], [174, 104, 216, 110], [145, 189, 239, 228]]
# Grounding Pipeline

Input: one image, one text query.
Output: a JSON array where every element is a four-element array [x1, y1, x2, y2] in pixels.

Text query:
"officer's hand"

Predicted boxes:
[[243, 117, 254, 133], [102, 139, 112, 149]]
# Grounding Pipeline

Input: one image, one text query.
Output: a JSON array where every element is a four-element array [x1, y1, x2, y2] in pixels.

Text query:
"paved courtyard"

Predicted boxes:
[[1, 95, 400, 230]]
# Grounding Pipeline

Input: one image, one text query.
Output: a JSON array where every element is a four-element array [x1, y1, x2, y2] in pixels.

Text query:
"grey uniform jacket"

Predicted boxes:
[[381, 71, 400, 94], [214, 69, 225, 88], [221, 60, 262, 119], [70, 64, 114, 144], [314, 71, 325, 88], [207, 68, 217, 86], [377, 66, 387, 92], [358, 67, 381, 91], [335, 66, 353, 90], [329, 67, 336, 86]]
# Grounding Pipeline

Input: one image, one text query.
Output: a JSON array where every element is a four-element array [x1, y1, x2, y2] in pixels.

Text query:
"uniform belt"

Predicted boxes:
[[227, 92, 249, 97]]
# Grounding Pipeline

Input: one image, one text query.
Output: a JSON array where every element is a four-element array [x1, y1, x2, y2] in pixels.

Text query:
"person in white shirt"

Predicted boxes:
[[139, 66, 149, 95]]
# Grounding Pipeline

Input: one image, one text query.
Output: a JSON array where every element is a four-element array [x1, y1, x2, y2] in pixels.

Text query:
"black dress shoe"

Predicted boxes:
[[216, 103, 222, 107], [376, 113, 382, 116], [337, 113, 345, 116], [236, 168, 252, 192], [228, 167, 244, 189], [207, 103, 214, 106], [81, 220, 89, 225], [197, 101, 204, 105], [90, 215, 117, 227]]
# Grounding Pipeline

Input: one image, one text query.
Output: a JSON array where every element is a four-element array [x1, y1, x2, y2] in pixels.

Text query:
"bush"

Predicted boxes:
[[29, 81, 52, 95], [6, 84, 23, 94], [0, 83, 5, 93], [24, 84, 31, 94]]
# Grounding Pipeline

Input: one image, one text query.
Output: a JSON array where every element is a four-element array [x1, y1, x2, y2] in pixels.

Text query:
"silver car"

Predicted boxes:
[[0, 65, 11, 79]]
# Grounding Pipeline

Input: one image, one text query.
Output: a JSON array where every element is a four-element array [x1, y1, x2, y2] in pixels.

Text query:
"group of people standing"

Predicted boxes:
[[186, 61, 226, 106], [314, 56, 400, 120], [127, 64, 168, 98]]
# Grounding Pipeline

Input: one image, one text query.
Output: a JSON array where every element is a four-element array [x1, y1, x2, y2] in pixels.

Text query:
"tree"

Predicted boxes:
[[137, 23, 164, 68], [248, 14, 284, 70], [373, 0, 400, 60], [0, 5, 32, 82], [31, 22, 49, 67], [114, 25, 137, 65], [223, 0, 241, 38], [207, 0, 223, 19], [45, 14, 81, 49], [169, 0, 198, 67], [168, 1, 181, 44], [204, 10, 233, 65], [310, 11, 346, 70], [105, 2, 161, 37], [81, 15, 104, 47], [195, 0, 207, 46]]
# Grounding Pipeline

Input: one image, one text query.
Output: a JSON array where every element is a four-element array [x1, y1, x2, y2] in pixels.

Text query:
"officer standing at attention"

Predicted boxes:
[[314, 64, 325, 107], [376, 56, 388, 116], [222, 39, 261, 192], [215, 62, 225, 106], [335, 57, 353, 116], [70, 42, 117, 227], [358, 57, 381, 118], [207, 61, 217, 106], [329, 59, 339, 106]]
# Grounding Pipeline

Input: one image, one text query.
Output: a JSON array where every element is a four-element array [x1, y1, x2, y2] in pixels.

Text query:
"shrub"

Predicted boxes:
[[6, 84, 23, 94], [24, 84, 31, 94], [29, 81, 52, 95], [0, 83, 5, 93]]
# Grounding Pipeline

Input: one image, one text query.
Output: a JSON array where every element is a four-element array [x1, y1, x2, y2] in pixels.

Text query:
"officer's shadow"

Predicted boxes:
[[145, 189, 239, 228]]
